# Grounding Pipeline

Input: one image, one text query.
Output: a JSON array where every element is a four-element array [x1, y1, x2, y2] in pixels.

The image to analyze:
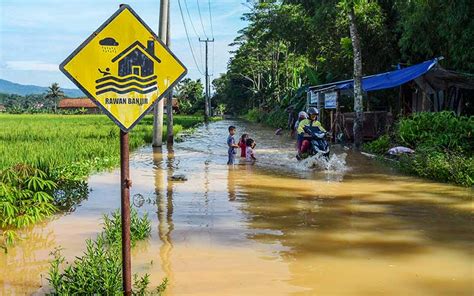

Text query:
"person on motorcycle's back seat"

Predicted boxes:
[[297, 107, 326, 156], [295, 111, 308, 154]]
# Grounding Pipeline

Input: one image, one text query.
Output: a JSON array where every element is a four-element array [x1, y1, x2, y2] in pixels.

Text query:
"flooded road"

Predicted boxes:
[[1, 119, 473, 295]]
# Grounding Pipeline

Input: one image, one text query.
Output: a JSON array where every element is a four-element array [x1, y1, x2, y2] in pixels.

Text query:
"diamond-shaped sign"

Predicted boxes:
[[60, 5, 187, 131]]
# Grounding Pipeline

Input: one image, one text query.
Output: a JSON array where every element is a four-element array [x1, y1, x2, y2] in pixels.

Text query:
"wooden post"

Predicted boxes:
[[330, 110, 334, 143]]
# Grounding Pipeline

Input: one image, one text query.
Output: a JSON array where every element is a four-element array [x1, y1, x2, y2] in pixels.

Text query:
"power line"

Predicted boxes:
[[178, 0, 205, 75], [196, 0, 208, 39], [184, 0, 201, 39], [184, 0, 204, 69], [207, 0, 214, 39], [207, 0, 215, 78]]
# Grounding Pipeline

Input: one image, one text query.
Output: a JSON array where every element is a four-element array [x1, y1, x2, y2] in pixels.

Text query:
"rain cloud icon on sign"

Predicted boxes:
[[100, 37, 119, 53]]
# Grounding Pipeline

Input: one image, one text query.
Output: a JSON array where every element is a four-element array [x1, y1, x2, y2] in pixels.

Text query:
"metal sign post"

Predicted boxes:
[[120, 130, 132, 294], [59, 5, 186, 295]]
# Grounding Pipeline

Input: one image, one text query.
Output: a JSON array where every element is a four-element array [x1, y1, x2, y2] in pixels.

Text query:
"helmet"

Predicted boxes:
[[298, 111, 308, 119], [307, 107, 319, 115]]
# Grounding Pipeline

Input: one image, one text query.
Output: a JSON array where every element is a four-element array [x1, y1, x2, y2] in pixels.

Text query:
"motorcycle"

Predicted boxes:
[[297, 125, 330, 160]]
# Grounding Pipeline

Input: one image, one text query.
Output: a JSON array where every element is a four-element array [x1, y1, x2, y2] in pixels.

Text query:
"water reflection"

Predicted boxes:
[[0, 225, 56, 295], [153, 146, 175, 291]]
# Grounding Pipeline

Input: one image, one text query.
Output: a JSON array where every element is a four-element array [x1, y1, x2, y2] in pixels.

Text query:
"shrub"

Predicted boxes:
[[397, 111, 473, 154], [262, 109, 288, 128], [244, 108, 260, 122], [399, 150, 473, 187], [363, 134, 391, 154], [244, 108, 287, 128], [362, 112, 473, 186], [0, 164, 57, 249], [48, 208, 166, 295]]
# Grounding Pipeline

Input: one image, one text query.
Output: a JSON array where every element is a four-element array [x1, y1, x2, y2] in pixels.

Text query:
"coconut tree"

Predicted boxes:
[[45, 83, 65, 113]]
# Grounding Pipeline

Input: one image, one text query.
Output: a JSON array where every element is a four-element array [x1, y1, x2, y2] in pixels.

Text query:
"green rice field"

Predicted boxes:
[[0, 114, 204, 179]]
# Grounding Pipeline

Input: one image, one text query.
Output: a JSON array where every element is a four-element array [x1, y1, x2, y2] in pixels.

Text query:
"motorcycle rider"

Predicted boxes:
[[297, 107, 326, 158]]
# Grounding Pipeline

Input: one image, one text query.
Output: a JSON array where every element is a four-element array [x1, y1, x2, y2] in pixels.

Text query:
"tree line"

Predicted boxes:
[[212, 0, 473, 116], [1, 83, 65, 113]]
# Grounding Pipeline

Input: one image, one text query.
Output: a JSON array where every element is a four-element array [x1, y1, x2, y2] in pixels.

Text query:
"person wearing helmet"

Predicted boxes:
[[295, 111, 308, 153], [297, 107, 326, 156]]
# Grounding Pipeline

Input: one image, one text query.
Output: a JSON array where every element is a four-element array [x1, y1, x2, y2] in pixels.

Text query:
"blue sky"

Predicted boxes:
[[0, 0, 248, 88]]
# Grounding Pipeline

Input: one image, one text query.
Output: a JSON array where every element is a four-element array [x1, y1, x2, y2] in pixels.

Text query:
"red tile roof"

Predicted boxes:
[[58, 98, 98, 108]]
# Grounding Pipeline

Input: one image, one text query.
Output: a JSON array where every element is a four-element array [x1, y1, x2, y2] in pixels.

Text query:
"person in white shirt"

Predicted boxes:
[[245, 138, 257, 162]]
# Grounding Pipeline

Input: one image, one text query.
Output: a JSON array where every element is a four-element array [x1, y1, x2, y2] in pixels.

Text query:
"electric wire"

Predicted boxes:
[[184, 0, 204, 66], [196, 0, 208, 39], [208, 0, 215, 77], [177, 0, 205, 75], [208, 0, 214, 39]]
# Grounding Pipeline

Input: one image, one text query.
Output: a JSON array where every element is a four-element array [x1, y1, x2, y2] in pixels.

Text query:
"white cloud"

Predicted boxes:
[[5, 61, 59, 72]]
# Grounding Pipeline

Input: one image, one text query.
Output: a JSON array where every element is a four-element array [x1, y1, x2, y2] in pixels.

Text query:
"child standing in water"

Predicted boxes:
[[238, 134, 249, 158], [245, 138, 257, 162], [227, 126, 239, 165]]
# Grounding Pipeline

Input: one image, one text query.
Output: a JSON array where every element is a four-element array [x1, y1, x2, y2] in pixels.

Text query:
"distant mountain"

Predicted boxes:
[[0, 79, 85, 98]]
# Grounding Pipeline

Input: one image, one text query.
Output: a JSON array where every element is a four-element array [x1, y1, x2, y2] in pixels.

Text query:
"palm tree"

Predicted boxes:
[[45, 83, 65, 113]]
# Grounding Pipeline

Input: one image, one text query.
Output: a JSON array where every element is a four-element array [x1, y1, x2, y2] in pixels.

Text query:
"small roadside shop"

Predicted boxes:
[[307, 58, 474, 141]]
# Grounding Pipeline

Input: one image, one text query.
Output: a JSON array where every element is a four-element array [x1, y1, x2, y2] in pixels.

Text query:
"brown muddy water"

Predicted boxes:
[[1, 120, 472, 295]]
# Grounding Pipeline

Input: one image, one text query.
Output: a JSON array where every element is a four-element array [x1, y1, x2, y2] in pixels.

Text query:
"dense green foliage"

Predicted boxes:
[[364, 112, 473, 186], [48, 209, 166, 295], [396, 112, 473, 154], [175, 78, 206, 114], [243, 107, 288, 129], [397, 112, 473, 186], [363, 134, 391, 155], [0, 114, 204, 180], [0, 165, 57, 249], [213, 0, 473, 116]]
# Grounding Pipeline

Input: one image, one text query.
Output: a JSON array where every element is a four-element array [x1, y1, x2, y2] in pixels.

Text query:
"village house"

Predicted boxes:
[[58, 98, 99, 114]]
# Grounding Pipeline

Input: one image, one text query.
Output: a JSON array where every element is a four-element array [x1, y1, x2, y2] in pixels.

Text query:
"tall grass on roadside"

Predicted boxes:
[[0, 114, 204, 180], [48, 208, 167, 295]]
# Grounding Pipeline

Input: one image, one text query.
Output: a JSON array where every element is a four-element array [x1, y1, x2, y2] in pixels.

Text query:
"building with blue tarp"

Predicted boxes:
[[307, 58, 473, 140]]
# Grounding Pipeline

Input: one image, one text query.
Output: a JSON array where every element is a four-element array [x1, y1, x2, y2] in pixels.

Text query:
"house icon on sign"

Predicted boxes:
[[112, 40, 161, 77]]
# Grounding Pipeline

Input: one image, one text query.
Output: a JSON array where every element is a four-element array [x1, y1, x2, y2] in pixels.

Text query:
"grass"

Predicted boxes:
[[0, 114, 205, 180], [48, 208, 166, 295], [0, 114, 206, 247]]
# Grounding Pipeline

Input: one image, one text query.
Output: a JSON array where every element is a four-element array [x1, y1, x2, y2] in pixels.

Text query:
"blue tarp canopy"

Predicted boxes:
[[310, 59, 438, 92]]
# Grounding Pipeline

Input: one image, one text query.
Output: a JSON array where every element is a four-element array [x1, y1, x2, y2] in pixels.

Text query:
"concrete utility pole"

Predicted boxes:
[[165, 1, 174, 145], [199, 37, 214, 121], [153, 0, 169, 147]]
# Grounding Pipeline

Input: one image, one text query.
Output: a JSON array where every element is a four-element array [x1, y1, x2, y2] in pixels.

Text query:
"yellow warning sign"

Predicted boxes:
[[60, 5, 187, 131]]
